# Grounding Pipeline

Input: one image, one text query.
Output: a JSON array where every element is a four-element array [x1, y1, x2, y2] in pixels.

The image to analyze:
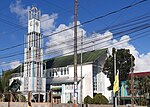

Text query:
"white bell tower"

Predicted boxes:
[[23, 6, 46, 99]]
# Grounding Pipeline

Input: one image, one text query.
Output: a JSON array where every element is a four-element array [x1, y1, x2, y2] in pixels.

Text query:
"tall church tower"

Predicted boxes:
[[24, 6, 46, 96]]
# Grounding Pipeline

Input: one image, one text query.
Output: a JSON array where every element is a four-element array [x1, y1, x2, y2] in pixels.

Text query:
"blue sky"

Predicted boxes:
[[0, 0, 150, 72]]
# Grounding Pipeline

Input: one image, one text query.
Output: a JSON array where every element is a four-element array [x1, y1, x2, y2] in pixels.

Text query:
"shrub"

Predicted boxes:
[[93, 93, 108, 104], [67, 100, 73, 103], [84, 95, 93, 104]]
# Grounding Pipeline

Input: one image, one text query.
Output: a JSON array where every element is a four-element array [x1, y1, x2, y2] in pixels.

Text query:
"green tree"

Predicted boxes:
[[103, 48, 135, 90], [0, 70, 22, 101], [0, 70, 11, 101], [93, 93, 108, 104], [126, 75, 150, 106], [84, 95, 93, 104]]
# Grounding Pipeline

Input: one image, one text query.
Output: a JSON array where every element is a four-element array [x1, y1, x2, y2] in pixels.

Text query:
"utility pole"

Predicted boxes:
[[114, 48, 117, 107], [80, 31, 83, 106], [74, 0, 78, 107], [131, 56, 134, 107]]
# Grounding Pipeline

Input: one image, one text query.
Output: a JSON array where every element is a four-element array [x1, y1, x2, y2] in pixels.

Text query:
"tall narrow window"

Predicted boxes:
[[52, 72, 54, 77], [49, 71, 51, 77], [67, 67, 69, 74], [64, 68, 66, 75], [61, 68, 63, 75]]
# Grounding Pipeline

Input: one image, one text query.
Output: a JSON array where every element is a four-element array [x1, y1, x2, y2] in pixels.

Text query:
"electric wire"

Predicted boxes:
[[0, 0, 147, 52], [1, 29, 150, 72], [0, 15, 150, 59], [0, 24, 149, 67], [0, 22, 149, 60], [0, 15, 149, 59]]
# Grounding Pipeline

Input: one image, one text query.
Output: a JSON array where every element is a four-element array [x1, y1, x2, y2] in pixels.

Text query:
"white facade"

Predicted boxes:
[[23, 6, 46, 94], [46, 62, 111, 103], [9, 6, 46, 101], [69, 64, 94, 101]]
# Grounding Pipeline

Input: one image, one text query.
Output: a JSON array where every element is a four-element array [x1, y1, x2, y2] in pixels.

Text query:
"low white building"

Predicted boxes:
[[10, 49, 111, 103], [45, 49, 111, 103]]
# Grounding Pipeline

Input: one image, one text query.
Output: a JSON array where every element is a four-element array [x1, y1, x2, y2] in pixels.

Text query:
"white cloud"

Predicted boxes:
[[0, 61, 21, 70], [40, 13, 58, 35], [9, 61, 21, 69], [45, 21, 87, 57], [45, 22, 150, 72], [105, 34, 150, 72], [82, 31, 113, 52], [9, 0, 30, 27], [9, 0, 150, 72], [9, 0, 57, 33]]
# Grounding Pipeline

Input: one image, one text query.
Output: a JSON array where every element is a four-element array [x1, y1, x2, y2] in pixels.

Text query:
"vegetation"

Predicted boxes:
[[126, 75, 150, 106], [84, 95, 93, 104], [84, 93, 108, 104], [0, 70, 12, 101], [0, 70, 23, 102], [103, 48, 135, 90], [67, 100, 73, 103], [93, 93, 108, 104]]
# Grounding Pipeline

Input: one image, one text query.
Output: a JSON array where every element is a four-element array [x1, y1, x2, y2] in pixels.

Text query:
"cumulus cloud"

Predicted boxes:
[[0, 61, 21, 70], [135, 53, 150, 72], [45, 21, 113, 57], [45, 22, 150, 72], [9, 0, 150, 72], [40, 13, 58, 35], [9, 0, 30, 27], [45, 21, 87, 57], [9, 61, 21, 69], [104, 34, 150, 72], [9, 0, 57, 32]]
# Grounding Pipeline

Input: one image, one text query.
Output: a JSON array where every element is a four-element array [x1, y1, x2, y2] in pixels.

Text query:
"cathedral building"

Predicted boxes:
[[10, 6, 111, 103]]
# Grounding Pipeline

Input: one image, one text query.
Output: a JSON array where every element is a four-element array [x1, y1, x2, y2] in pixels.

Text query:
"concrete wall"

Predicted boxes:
[[0, 102, 50, 107], [0, 102, 146, 107]]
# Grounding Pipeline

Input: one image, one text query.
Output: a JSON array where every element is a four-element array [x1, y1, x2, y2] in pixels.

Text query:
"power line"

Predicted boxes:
[[81, 0, 148, 25], [105, 0, 138, 30], [1, 29, 150, 70], [86, 13, 150, 36], [0, 0, 147, 52], [0, 15, 149, 60], [0, 24, 149, 67], [0, 0, 74, 37], [0, 22, 149, 60], [46, 24, 150, 54], [28, 14, 150, 51], [0, 14, 149, 60], [43, 0, 73, 12], [0, 6, 73, 35], [1, 32, 150, 82]]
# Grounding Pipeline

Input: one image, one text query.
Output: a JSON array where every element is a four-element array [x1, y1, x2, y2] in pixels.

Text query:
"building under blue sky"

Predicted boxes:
[[0, 0, 150, 72]]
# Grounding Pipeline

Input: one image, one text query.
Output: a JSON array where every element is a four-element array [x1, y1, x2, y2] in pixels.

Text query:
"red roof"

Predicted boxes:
[[128, 71, 150, 77]]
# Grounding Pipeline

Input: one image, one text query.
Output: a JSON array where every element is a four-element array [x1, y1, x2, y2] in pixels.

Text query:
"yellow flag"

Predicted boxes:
[[113, 71, 119, 94]]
